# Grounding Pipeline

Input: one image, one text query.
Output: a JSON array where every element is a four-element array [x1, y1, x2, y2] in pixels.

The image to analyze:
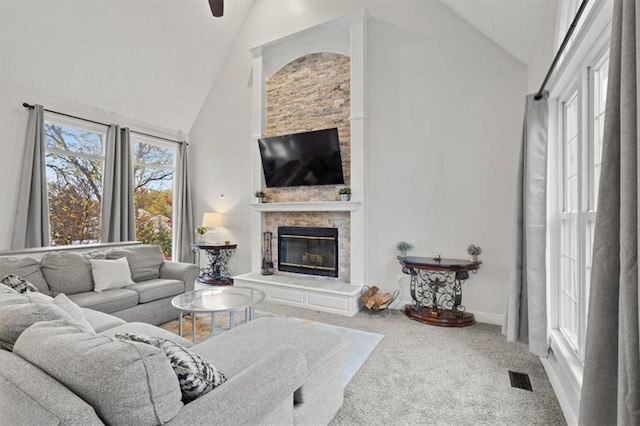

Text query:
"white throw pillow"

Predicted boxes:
[[52, 293, 95, 332], [91, 257, 135, 292]]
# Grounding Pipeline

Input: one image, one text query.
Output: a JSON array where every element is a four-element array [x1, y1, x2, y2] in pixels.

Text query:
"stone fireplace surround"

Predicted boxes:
[[233, 11, 367, 317]]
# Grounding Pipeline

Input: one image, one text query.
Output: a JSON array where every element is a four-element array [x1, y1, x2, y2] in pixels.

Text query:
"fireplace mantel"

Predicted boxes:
[[251, 201, 360, 213]]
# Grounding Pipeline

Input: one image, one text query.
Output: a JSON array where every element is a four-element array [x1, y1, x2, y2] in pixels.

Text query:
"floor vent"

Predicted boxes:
[[508, 370, 533, 391]]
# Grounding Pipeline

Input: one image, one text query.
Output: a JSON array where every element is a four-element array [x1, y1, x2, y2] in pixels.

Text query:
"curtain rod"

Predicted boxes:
[[22, 102, 185, 145], [534, 0, 589, 100]]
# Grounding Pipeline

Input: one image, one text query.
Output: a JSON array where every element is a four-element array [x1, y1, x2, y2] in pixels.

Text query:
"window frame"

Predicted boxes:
[[130, 132, 179, 258], [43, 112, 108, 246], [549, 25, 611, 363]]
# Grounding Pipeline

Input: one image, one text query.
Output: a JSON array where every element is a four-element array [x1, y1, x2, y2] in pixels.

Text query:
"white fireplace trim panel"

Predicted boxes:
[[234, 272, 363, 317]]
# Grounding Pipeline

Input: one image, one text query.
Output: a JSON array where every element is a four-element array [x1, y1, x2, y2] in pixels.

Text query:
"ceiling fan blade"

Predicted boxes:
[[209, 0, 223, 17]]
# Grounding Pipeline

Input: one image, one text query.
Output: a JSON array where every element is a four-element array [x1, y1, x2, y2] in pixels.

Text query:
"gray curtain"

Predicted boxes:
[[11, 104, 50, 249], [173, 141, 194, 263], [579, 0, 639, 424], [100, 125, 135, 242], [502, 93, 549, 358]]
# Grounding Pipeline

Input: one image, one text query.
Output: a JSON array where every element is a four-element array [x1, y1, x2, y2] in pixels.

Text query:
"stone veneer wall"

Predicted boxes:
[[265, 211, 351, 282], [262, 52, 352, 282], [263, 52, 351, 202]]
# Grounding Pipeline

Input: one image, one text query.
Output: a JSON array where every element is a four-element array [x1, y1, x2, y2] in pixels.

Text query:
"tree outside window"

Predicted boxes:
[[44, 118, 105, 246]]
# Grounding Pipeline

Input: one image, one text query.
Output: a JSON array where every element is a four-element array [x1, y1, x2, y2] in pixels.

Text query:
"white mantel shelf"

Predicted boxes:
[[250, 201, 360, 212]]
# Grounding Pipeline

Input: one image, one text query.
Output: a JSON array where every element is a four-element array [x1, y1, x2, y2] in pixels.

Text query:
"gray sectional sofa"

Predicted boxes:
[[0, 292, 350, 425], [0, 244, 199, 325], [0, 243, 351, 425]]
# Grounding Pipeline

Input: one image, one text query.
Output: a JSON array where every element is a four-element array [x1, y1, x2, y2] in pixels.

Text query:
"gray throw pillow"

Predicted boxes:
[[1, 274, 40, 293], [52, 294, 94, 332], [0, 293, 72, 350], [106, 245, 164, 282], [0, 257, 51, 295], [117, 333, 227, 403], [14, 320, 183, 425]]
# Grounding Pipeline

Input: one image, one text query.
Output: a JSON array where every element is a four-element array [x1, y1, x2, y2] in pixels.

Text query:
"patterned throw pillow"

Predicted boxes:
[[1, 274, 40, 294], [116, 333, 227, 403]]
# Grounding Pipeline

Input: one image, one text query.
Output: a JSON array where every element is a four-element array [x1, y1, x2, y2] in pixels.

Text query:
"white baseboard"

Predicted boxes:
[[391, 299, 504, 325]]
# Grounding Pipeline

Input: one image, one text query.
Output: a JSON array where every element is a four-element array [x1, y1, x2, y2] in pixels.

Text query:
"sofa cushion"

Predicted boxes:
[[81, 307, 127, 333], [67, 288, 139, 313], [0, 257, 50, 295], [107, 245, 164, 282], [191, 317, 350, 403], [0, 292, 73, 350], [117, 333, 227, 403], [127, 278, 185, 303], [90, 257, 135, 292], [1, 274, 40, 293], [13, 320, 183, 425], [52, 294, 94, 332], [40, 252, 96, 295]]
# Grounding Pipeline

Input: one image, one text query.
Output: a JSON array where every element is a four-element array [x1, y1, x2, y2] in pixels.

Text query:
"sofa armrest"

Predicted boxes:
[[160, 261, 199, 292], [168, 347, 308, 426]]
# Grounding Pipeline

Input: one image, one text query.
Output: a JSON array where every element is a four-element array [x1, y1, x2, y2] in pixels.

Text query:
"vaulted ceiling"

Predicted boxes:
[[0, 0, 255, 132], [0, 0, 557, 133]]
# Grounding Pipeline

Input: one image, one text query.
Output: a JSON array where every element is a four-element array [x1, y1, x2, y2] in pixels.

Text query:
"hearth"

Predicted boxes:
[[278, 226, 338, 278]]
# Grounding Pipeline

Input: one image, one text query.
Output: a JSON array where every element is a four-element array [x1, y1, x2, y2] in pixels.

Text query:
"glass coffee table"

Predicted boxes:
[[171, 287, 265, 342]]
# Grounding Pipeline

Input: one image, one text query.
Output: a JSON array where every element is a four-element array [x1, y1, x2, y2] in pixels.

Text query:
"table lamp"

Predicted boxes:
[[202, 212, 223, 243]]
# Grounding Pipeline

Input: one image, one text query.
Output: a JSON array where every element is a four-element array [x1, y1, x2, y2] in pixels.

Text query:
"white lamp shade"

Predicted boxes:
[[202, 212, 223, 228]]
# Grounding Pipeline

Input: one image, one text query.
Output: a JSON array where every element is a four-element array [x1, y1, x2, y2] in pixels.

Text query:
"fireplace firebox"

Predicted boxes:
[[278, 226, 338, 278]]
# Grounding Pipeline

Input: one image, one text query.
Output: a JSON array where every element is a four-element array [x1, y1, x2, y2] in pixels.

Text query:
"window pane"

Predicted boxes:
[[592, 58, 609, 209], [133, 142, 175, 167], [45, 123, 103, 157], [564, 93, 579, 212], [133, 142, 176, 259], [45, 119, 105, 246], [560, 217, 579, 349]]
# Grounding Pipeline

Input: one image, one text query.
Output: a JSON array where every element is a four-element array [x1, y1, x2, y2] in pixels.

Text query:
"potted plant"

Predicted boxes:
[[467, 244, 482, 262], [195, 226, 208, 243], [338, 187, 351, 202], [255, 190, 266, 203], [396, 241, 414, 257]]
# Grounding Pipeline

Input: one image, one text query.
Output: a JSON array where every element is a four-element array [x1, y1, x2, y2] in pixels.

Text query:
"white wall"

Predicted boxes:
[[189, 0, 527, 321], [526, 1, 560, 93]]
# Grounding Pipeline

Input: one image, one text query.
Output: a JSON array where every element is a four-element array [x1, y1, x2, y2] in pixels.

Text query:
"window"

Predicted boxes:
[[132, 134, 177, 259], [44, 113, 180, 255], [554, 48, 609, 360], [44, 114, 107, 245]]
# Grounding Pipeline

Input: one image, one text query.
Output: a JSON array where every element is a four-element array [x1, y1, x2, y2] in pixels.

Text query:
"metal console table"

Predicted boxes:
[[398, 256, 481, 327], [192, 243, 237, 285]]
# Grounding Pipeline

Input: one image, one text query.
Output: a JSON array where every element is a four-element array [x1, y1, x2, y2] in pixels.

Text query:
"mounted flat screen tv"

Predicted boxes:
[[258, 127, 345, 188]]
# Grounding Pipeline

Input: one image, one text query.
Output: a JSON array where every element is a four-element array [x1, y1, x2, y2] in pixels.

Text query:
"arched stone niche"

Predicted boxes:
[[264, 52, 351, 203]]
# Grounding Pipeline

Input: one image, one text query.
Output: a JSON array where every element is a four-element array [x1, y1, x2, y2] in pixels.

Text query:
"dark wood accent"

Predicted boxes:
[[404, 304, 476, 327], [399, 256, 482, 272], [192, 243, 237, 286], [398, 256, 481, 328]]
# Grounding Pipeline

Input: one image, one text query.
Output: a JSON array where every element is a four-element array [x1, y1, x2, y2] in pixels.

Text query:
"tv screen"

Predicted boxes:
[[258, 128, 345, 188]]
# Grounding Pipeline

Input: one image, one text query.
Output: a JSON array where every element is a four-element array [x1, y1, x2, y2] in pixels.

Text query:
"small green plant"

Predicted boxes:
[[467, 244, 482, 256], [196, 226, 208, 236], [396, 241, 414, 256], [338, 187, 351, 195], [255, 190, 266, 198]]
